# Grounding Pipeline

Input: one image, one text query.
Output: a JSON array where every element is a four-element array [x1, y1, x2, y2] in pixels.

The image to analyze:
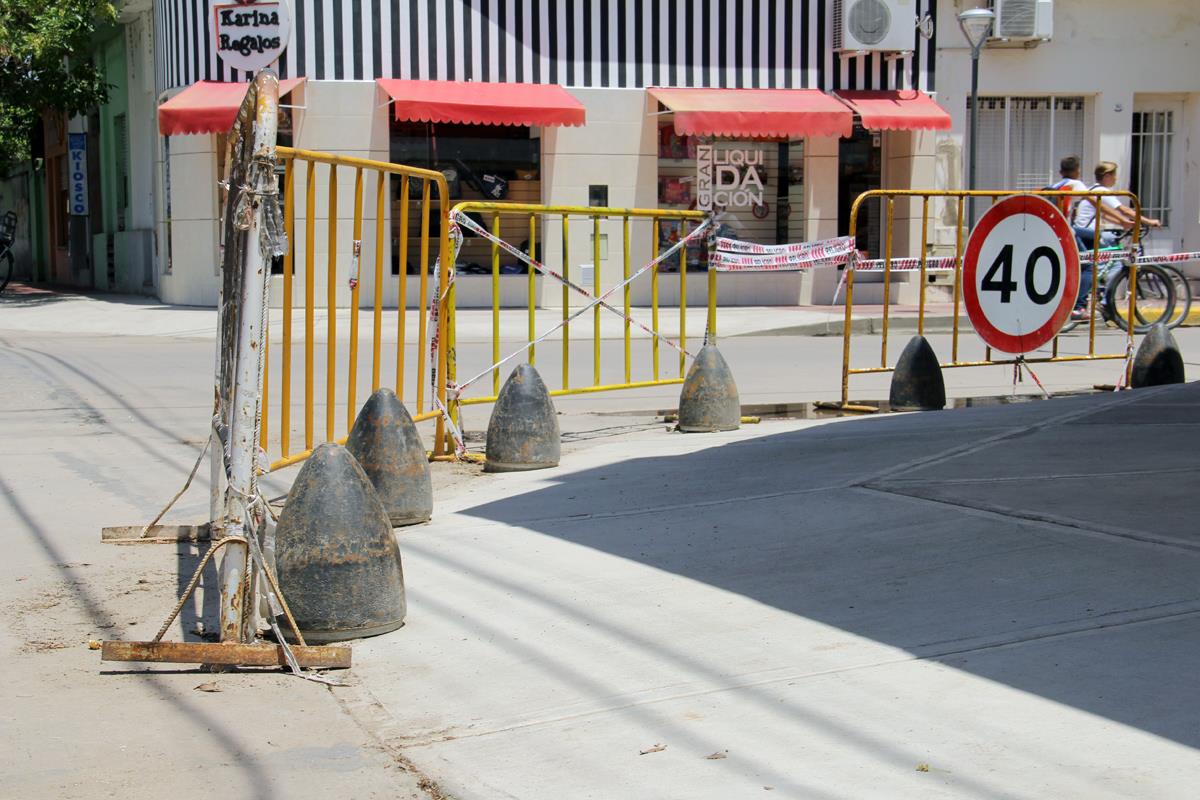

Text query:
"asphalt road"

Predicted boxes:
[[2, 299, 1198, 798]]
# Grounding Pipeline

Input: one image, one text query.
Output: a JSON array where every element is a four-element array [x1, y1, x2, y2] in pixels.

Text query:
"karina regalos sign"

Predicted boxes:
[[696, 144, 765, 212], [212, 1, 291, 73]]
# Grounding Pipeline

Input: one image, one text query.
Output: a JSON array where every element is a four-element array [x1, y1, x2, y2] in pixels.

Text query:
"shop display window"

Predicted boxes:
[[656, 124, 806, 272], [389, 121, 541, 276]]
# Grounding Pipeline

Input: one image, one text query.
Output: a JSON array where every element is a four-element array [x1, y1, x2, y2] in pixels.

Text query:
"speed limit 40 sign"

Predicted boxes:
[[962, 195, 1080, 354]]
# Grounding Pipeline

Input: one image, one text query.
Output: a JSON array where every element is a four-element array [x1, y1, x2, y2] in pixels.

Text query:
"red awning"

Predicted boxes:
[[647, 87, 853, 139], [158, 79, 306, 136], [377, 79, 586, 127], [835, 90, 952, 131]]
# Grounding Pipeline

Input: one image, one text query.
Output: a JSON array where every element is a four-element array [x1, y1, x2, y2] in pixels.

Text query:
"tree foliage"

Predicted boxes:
[[0, 0, 117, 173]]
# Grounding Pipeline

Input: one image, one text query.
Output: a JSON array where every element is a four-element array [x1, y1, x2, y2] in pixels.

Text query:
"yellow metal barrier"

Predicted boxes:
[[263, 147, 452, 470], [839, 189, 1142, 406], [260, 154, 715, 469], [446, 202, 710, 417]]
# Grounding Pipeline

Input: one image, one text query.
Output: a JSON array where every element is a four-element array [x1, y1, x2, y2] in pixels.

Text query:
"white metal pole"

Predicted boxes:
[[219, 72, 280, 644]]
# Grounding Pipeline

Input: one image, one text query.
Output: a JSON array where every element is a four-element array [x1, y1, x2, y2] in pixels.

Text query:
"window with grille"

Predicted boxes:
[[967, 96, 1086, 191], [1130, 111, 1173, 227], [114, 113, 130, 232]]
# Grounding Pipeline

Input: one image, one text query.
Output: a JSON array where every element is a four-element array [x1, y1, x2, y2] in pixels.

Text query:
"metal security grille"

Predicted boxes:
[[1131, 110, 1173, 227], [115, 113, 130, 231], [970, 96, 1085, 191]]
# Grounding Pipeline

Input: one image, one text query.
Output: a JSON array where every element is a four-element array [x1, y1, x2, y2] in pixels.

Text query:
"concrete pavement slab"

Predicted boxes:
[[344, 383, 1200, 799], [0, 333, 433, 800], [5, 291, 1199, 798]]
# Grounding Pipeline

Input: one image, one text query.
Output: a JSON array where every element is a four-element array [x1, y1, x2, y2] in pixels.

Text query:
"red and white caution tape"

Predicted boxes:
[[716, 235, 855, 256], [713, 236, 856, 271], [713, 234, 1200, 275], [1133, 250, 1200, 265]]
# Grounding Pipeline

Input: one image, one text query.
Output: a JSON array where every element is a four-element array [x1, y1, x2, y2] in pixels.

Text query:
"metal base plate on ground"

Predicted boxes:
[[94, 640, 352, 669], [101, 524, 212, 544]]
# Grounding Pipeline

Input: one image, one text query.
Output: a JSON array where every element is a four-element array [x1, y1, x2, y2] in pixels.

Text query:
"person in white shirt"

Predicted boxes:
[[1070, 161, 1162, 317], [1046, 155, 1087, 219]]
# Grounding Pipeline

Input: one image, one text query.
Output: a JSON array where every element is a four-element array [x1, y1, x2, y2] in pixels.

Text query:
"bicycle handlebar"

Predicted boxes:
[[0, 210, 16, 247]]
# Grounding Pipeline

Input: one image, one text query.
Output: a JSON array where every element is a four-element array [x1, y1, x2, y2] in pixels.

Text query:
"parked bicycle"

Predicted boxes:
[[0, 211, 15, 295], [1061, 227, 1183, 334]]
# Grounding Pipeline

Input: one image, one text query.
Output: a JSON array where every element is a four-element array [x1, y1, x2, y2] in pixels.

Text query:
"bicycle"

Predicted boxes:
[[0, 211, 15, 295], [1060, 226, 1177, 334]]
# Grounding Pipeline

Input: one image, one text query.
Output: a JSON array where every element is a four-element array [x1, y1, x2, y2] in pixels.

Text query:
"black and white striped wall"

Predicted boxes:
[[156, 0, 936, 98]]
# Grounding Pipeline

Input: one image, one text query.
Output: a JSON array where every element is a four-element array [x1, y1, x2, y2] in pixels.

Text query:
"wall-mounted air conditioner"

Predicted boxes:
[[992, 0, 1054, 41], [833, 0, 916, 53]]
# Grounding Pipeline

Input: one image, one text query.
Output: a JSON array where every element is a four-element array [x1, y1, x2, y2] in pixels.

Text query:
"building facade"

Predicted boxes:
[[2, 0, 159, 293], [152, 0, 945, 307], [116, 0, 1197, 308], [936, 0, 1200, 260]]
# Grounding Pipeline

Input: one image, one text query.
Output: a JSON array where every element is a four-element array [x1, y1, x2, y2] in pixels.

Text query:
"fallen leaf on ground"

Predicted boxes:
[[916, 763, 930, 773], [704, 751, 728, 760], [194, 682, 222, 693], [638, 743, 667, 755]]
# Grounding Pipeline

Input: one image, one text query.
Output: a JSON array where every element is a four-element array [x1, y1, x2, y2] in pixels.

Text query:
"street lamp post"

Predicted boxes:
[[959, 7, 995, 229]]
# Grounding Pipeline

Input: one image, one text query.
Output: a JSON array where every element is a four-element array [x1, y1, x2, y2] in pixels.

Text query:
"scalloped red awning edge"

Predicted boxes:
[[378, 79, 586, 128], [835, 90, 953, 132], [671, 114, 852, 140], [647, 87, 854, 139], [158, 79, 306, 136]]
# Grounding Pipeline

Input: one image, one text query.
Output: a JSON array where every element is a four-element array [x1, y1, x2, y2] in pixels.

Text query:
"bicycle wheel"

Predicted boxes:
[[1105, 264, 1175, 333], [1158, 263, 1192, 329], [0, 251, 12, 294]]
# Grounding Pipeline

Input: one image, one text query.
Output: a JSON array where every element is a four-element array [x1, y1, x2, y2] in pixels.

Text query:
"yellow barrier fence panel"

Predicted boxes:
[[446, 203, 707, 415], [266, 147, 450, 472], [838, 188, 1141, 407]]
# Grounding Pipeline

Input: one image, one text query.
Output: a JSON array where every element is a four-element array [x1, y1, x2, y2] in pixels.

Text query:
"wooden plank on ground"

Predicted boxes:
[[101, 524, 211, 543], [96, 640, 352, 669]]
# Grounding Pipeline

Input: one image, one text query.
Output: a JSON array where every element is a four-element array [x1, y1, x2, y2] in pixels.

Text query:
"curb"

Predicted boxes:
[[736, 314, 969, 338], [740, 310, 1200, 338]]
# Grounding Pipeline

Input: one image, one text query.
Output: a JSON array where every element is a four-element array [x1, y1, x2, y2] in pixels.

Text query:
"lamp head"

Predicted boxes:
[[958, 8, 995, 53]]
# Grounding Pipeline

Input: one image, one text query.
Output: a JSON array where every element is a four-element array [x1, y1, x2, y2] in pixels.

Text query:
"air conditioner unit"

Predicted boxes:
[[833, 0, 916, 52], [992, 0, 1053, 41]]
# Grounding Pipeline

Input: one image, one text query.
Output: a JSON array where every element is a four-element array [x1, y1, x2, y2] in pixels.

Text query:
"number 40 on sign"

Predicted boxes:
[[962, 195, 1081, 354]]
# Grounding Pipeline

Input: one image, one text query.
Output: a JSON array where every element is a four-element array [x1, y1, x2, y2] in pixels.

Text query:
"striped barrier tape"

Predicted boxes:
[[716, 235, 856, 256], [714, 233, 1200, 274]]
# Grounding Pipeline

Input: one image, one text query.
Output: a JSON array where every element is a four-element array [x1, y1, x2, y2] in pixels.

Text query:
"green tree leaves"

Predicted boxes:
[[0, 0, 117, 173]]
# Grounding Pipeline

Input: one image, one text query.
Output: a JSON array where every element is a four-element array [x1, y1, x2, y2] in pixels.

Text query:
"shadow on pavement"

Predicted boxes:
[[458, 383, 1200, 750]]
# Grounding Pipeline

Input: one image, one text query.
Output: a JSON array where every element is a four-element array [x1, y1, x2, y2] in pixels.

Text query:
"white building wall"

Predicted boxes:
[[541, 88, 658, 308], [158, 131, 220, 305], [936, 0, 1200, 253]]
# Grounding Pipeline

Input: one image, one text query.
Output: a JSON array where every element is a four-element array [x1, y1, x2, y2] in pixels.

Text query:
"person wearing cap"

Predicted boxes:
[[1070, 161, 1162, 318]]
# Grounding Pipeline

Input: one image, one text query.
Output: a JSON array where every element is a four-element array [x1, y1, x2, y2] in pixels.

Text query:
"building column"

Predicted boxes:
[[540, 88, 657, 308], [798, 136, 839, 304]]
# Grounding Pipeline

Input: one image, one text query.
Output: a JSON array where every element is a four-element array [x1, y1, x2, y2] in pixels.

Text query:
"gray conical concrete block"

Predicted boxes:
[[889, 335, 947, 411], [1131, 323, 1185, 388], [346, 388, 433, 527], [275, 443, 406, 643], [677, 344, 740, 432], [485, 363, 561, 472]]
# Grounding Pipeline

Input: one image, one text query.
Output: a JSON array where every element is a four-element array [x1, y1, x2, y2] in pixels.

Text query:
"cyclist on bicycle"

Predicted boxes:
[[1071, 161, 1161, 319], [1045, 155, 1087, 217]]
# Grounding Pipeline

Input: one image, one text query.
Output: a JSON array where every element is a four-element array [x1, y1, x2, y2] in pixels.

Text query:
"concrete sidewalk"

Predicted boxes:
[[0, 282, 965, 341], [3, 291, 1198, 798], [351, 383, 1200, 799]]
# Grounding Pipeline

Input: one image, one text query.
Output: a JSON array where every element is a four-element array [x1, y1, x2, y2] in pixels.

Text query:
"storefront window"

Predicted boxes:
[[656, 124, 805, 271], [390, 121, 540, 276]]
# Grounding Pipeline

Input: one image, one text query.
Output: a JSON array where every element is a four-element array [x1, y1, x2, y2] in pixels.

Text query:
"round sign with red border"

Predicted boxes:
[[963, 194, 1080, 354]]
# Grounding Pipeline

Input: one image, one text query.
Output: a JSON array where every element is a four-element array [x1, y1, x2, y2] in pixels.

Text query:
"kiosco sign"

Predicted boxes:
[[212, 1, 291, 73], [697, 145, 765, 211], [67, 133, 88, 216]]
